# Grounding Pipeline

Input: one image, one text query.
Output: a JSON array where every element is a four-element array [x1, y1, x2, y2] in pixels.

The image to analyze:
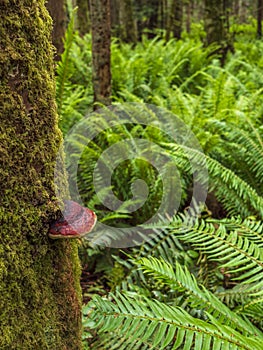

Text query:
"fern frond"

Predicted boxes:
[[56, 10, 77, 116], [165, 143, 263, 218], [86, 293, 263, 349], [168, 216, 263, 287], [136, 257, 262, 337]]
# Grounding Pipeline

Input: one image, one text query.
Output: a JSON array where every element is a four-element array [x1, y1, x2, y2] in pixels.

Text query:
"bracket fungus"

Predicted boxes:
[[49, 200, 97, 239]]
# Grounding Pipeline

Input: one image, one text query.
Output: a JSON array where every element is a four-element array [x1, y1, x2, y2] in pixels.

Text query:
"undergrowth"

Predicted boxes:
[[56, 20, 263, 350]]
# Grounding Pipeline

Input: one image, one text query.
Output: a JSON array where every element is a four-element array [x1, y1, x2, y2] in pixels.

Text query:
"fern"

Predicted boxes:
[[57, 27, 263, 349], [55, 13, 93, 135], [84, 214, 263, 349], [136, 257, 262, 336], [165, 142, 263, 218], [85, 292, 263, 349]]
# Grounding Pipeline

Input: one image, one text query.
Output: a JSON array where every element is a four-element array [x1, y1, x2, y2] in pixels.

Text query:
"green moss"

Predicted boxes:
[[0, 1, 82, 349]]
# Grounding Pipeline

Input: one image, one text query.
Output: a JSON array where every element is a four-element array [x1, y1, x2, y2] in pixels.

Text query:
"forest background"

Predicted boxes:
[[53, 1, 263, 349]]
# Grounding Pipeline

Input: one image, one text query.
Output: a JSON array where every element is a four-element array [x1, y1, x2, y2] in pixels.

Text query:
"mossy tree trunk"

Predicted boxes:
[[90, 0, 111, 108], [46, 0, 67, 61], [0, 1, 82, 349]]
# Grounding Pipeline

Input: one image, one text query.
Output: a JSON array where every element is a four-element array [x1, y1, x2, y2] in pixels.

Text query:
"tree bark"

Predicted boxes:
[[135, 0, 145, 41], [89, 0, 111, 108], [46, 0, 67, 60], [239, 0, 250, 23], [257, 0, 263, 38], [147, 0, 159, 38], [0, 1, 82, 349], [110, 0, 121, 37], [76, 0, 90, 36], [185, 0, 192, 34], [166, 0, 183, 41], [204, 0, 232, 64], [119, 0, 137, 43]]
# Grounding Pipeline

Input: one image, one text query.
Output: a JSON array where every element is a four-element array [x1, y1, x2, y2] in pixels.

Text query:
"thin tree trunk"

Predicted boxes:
[[204, 0, 232, 64], [172, 0, 183, 39], [119, 0, 137, 42], [185, 0, 192, 33], [136, 0, 145, 41], [147, 0, 159, 38], [46, 0, 67, 60], [89, 0, 111, 108], [0, 1, 82, 349], [160, 0, 169, 31], [110, 0, 121, 37], [257, 0, 263, 38], [240, 0, 249, 23], [76, 0, 90, 36], [166, 0, 183, 41]]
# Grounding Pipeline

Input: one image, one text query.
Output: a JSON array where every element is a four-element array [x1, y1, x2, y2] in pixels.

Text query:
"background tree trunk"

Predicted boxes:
[[46, 0, 67, 60], [76, 0, 90, 36], [166, 0, 183, 41], [160, 0, 168, 31], [257, 0, 263, 38], [185, 0, 192, 33], [0, 1, 82, 349], [89, 0, 111, 108], [110, 0, 121, 37], [204, 0, 224, 45], [119, 0, 137, 43], [204, 0, 232, 64], [147, 0, 159, 38], [239, 0, 250, 23]]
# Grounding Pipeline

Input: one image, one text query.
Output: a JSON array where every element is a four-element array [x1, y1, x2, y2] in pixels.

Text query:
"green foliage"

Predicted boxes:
[[56, 12, 93, 135], [111, 36, 215, 100], [66, 104, 263, 228], [78, 103, 263, 347], [84, 216, 263, 349], [55, 23, 263, 349], [84, 293, 262, 350]]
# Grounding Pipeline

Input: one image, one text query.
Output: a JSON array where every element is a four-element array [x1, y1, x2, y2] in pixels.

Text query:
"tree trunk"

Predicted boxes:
[[46, 0, 67, 60], [240, 0, 250, 23], [89, 0, 111, 108], [204, 0, 232, 64], [185, 0, 192, 33], [119, 0, 137, 43], [0, 1, 82, 349], [234, 0, 240, 18], [172, 0, 183, 39], [147, 0, 159, 38], [76, 0, 90, 36], [204, 0, 224, 45], [166, 0, 183, 41], [257, 0, 263, 38], [162, 0, 169, 32], [110, 0, 121, 37]]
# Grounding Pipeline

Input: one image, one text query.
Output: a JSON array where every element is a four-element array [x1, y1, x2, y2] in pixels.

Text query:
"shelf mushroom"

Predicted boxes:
[[49, 200, 97, 239]]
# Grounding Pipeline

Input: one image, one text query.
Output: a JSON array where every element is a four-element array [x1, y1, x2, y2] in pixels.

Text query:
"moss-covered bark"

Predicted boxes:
[[0, 1, 82, 349]]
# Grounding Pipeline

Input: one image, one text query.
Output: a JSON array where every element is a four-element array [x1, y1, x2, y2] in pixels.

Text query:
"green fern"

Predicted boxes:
[[85, 292, 263, 350], [84, 214, 263, 349]]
